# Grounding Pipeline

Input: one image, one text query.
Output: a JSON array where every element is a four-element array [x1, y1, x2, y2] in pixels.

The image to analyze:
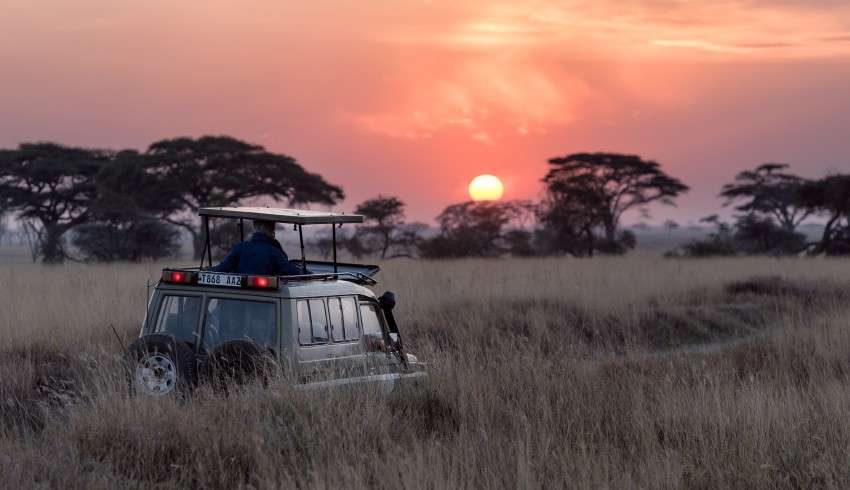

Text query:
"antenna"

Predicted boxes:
[[110, 324, 127, 352]]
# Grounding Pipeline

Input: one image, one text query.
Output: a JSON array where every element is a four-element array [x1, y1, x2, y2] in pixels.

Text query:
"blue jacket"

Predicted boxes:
[[211, 232, 302, 276]]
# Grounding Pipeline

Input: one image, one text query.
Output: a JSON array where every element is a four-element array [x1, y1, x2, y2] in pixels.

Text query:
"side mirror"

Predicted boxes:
[[379, 291, 396, 310], [378, 291, 407, 368]]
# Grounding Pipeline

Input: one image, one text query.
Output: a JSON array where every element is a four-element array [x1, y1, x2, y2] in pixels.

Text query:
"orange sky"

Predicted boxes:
[[2, 1, 850, 224]]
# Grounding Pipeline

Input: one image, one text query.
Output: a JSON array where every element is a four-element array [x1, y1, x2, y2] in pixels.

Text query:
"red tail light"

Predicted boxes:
[[248, 275, 278, 289], [162, 270, 194, 284]]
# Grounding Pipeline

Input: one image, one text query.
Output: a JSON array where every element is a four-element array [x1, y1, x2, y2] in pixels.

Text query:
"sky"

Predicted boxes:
[[2, 1, 850, 225]]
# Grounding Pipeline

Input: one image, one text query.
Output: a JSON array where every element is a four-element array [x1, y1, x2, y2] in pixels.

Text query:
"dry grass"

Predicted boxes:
[[2, 257, 850, 488]]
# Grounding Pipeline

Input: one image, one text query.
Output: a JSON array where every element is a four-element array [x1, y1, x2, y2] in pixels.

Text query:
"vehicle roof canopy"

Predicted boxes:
[[199, 206, 363, 225], [195, 207, 368, 279]]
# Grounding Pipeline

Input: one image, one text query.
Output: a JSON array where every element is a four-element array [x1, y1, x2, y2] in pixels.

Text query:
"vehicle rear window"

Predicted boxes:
[[297, 299, 329, 345], [154, 295, 201, 343], [328, 296, 360, 342], [359, 302, 385, 352], [202, 298, 276, 349]]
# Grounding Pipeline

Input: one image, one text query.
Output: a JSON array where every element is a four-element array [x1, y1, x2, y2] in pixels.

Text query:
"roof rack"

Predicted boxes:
[[198, 207, 363, 225], [279, 272, 378, 286], [194, 207, 372, 282]]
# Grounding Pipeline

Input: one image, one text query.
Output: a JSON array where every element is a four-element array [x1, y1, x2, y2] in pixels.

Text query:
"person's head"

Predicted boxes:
[[253, 220, 276, 237]]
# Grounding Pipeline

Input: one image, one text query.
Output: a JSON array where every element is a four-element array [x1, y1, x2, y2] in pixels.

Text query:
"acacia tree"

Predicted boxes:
[[73, 150, 183, 262], [536, 188, 605, 256], [720, 163, 811, 231], [419, 201, 527, 258], [92, 151, 182, 221], [541, 153, 688, 255], [145, 135, 344, 257], [354, 196, 407, 258], [799, 174, 850, 255], [0, 143, 107, 263]]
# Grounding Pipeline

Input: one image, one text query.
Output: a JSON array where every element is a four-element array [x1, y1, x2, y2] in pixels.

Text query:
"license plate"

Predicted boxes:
[[197, 272, 243, 288]]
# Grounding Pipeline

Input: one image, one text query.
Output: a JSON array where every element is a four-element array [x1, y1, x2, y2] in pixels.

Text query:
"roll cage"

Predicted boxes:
[[196, 207, 378, 286]]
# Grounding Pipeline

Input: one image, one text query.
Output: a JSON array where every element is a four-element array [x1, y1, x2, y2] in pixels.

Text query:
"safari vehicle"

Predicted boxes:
[[126, 207, 425, 396]]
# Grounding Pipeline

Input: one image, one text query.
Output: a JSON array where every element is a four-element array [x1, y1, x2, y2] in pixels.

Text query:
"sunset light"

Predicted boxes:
[[468, 174, 504, 201], [1, 1, 850, 223], [3, 2, 850, 485]]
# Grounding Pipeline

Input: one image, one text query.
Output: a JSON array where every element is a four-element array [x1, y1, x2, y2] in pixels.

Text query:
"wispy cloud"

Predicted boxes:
[[821, 34, 850, 42], [651, 39, 754, 54], [356, 0, 850, 143]]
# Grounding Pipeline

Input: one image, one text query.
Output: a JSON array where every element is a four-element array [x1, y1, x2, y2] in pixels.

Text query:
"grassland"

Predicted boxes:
[[2, 257, 850, 488]]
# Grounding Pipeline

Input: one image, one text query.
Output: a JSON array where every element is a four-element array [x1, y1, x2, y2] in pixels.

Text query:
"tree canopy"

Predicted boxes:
[[91, 150, 182, 222], [720, 163, 811, 231], [0, 136, 344, 262], [540, 152, 688, 255], [72, 150, 184, 262], [0, 143, 108, 262], [353, 195, 407, 258], [419, 201, 528, 258], [145, 135, 345, 257], [798, 174, 850, 255]]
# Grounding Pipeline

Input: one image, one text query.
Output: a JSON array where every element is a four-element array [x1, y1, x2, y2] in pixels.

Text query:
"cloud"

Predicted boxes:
[[651, 39, 753, 54], [352, 52, 591, 144], [352, 0, 850, 142], [651, 39, 798, 53], [821, 34, 850, 42]]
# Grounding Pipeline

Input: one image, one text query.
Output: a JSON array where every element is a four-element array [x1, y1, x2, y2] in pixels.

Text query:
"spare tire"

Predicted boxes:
[[206, 340, 276, 390], [125, 334, 197, 396]]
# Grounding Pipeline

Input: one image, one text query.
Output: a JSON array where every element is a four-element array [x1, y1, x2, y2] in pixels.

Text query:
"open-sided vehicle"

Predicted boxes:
[[127, 207, 425, 396]]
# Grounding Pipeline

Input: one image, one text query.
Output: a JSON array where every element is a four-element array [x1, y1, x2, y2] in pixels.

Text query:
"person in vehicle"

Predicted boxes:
[[210, 219, 304, 276]]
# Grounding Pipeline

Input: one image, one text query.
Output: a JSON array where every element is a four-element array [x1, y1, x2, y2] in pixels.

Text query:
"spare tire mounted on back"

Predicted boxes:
[[126, 333, 197, 396], [206, 339, 276, 389]]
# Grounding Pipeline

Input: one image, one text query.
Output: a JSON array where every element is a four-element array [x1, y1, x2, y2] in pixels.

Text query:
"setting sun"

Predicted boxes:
[[468, 174, 504, 201]]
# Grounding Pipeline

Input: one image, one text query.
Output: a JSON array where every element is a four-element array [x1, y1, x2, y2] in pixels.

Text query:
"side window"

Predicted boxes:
[[328, 298, 344, 341], [297, 301, 312, 345], [297, 299, 329, 345], [202, 298, 277, 349], [341, 297, 359, 341], [154, 295, 201, 343], [329, 296, 361, 342], [309, 299, 329, 343], [359, 302, 385, 352]]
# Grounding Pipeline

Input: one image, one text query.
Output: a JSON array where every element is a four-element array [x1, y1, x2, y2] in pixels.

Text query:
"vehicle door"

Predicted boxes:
[[358, 298, 396, 374], [198, 294, 280, 360], [295, 296, 366, 382], [146, 292, 204, 348]]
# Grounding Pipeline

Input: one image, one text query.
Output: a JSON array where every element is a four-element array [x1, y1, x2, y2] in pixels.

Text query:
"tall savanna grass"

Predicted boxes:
[[2, 257, 850, 488]]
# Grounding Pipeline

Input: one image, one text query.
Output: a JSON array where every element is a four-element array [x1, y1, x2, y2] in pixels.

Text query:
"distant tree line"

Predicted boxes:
[[343, 153, 691, 259], [0, 136, 342, 263], [669, 163, 850, 257], [2, 139, 848, 263], [347, 156, 850, 259]]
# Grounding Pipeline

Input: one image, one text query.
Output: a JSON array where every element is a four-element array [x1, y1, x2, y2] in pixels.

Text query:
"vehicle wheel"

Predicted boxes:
[[207, 340, 276, 390], [126, 334, 197, 397]]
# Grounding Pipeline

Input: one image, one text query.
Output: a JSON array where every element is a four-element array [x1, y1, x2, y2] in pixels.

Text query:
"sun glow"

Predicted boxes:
[[468, 174, 504, 201]]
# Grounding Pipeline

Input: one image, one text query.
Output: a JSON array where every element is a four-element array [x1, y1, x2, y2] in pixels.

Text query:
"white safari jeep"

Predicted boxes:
[[127, 207, 425, 396]]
